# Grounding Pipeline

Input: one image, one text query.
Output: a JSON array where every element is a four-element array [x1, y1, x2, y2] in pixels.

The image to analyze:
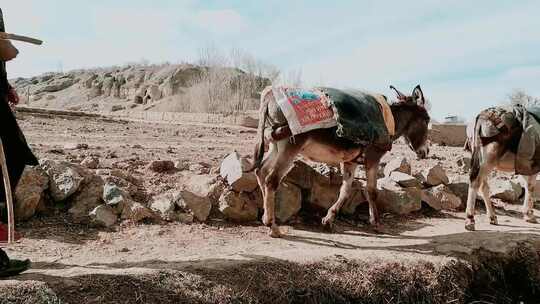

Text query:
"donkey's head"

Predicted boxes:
[[389, 85, 431, 159]]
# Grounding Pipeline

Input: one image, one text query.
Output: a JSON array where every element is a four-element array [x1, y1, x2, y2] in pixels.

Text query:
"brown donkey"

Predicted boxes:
[[465, 107, 538, 231], [250, 85, 431, 237]]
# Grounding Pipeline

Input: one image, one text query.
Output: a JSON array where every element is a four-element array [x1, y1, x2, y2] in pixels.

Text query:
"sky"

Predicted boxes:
[[2, 0, 540, 122]]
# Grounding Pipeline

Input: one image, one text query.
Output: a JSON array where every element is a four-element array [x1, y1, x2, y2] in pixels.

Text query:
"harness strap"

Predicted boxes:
[[373, 94, 395, 136]]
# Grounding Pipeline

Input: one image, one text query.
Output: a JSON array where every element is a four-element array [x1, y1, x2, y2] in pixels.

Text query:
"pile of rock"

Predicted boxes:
[[217, 152, 366, 223], [15, 160, 155, 228], [150, 174, 222, 223], [378, 157, 466, 214], [16, 150, 529, 229]]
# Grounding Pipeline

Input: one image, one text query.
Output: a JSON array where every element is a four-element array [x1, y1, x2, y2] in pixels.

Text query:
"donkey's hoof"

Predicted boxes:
[[262, 213, 273, 227], [269, 225, 282, 238], [371, 223, 384, 234], [525, 215, 538, 224], [465, 219, 475, 231], [321, 216, 335, 230], [489, 216, 498, 226]]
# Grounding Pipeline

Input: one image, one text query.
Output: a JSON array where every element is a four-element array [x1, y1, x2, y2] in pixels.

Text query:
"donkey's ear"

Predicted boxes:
[[390, 85, 406, 100], [412, 85, 425, 106]]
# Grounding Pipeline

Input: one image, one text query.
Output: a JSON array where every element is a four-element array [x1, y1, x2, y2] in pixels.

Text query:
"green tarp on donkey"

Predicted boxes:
[[320, 88, 392, 149]]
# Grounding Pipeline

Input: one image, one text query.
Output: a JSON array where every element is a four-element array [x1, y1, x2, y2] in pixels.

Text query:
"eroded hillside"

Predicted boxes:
[[11, 63, 269, 114]]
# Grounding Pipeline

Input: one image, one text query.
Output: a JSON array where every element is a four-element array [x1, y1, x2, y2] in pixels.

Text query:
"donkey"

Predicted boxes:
[[250, 85, 431, 237], [465, 107, 538, 231]]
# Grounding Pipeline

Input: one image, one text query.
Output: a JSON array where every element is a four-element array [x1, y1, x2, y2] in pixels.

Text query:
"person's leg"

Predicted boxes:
[[0, 248, 31, 277], [0, 98, 38, 223]]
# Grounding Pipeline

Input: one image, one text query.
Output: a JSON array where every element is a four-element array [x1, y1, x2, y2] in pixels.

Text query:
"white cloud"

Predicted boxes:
[[2, 1, 539, 122]]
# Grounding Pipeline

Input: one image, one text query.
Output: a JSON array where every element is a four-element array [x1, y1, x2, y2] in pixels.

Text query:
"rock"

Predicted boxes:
[[110, 105, 125, 112], [103, 182, 130, 207], [189, 163, 210, 174], [342, 182, 367, 215], [102, 77, 114, 97], [120, 200, 155, 223], [63, 143, 88, 150], [88, 83, 102, 98], [285, 160, 367, 215], [146, 84, 162, 101], [218, 190, 258, 222], [89, 205, 118, 228], [312, 164, 343, 185], [68, 175, 105, 223], [14, 166, 49, 221], [174, 159, 189, 171], [384, 157, 411, 176], [40, 160, 85, 202], [182, 174, 223, 205], [274, 182, 302, 223], [176, 190, 212, 222], [35, 77, 74, 93], [377, 178, 422, 214], [176, 212, 194, 224], [285, 160, 318, 189], [109, 169, 141, 186], [422, 185, 463, 210], [133, 95, 144, 104], [81, 156, 99, 169], [220, 152, 258, 192], [148, 160, 175, 172], [308, 176, 342, 210], [447, 181, 470, 207], [491, 178, 523, 203], [150, 193, 177, 221], [389, 172, 422, 188], [421, 164, 449, 186], [457, 157, 471, 172], [82, 73, 97, 89]]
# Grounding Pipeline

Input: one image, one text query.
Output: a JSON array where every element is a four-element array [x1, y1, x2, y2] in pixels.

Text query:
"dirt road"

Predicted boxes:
[[1, 112, 539, 303]]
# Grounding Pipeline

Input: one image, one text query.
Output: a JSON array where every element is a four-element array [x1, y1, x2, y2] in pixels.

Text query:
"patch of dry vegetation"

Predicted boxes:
[[4, 244, 539, 304]]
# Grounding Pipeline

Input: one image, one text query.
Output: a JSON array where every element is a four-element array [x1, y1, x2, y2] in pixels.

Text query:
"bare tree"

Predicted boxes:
[[277, 68, 303, 87], [184, 46, 278, 114], [507, 88, 540, 107]]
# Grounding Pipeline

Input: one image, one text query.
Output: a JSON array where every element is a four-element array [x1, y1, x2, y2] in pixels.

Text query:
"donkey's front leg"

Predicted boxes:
[[364, 149, 384, 230], [522, 174, 538, 224], [322, 162, 357, 229]]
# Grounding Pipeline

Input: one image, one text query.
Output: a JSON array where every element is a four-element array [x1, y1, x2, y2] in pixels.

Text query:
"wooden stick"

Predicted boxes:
[[0, 138, 15, 244], [0, 32, 42, 45]]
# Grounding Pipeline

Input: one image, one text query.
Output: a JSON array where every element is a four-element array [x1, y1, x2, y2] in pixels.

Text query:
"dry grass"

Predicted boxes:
[[4, 244, 539, 304]]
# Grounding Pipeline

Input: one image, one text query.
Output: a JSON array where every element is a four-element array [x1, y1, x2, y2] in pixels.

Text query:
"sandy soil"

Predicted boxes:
[[1, 112, 539, 303]]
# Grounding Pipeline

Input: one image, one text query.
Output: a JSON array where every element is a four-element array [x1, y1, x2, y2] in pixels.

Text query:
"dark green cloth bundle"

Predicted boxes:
[[320, 87, 392, 149]]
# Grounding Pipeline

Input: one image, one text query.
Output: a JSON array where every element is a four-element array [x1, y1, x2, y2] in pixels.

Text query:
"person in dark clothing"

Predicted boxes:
[[0, 7, 36, 277]]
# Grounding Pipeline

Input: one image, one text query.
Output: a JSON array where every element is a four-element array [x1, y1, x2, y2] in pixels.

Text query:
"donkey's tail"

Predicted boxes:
[[469, 115, 482, 181], [244, 86, 272, 173]]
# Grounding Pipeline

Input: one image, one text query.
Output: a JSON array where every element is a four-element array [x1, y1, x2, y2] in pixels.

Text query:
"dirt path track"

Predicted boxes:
[[1, 112, 539, 303]]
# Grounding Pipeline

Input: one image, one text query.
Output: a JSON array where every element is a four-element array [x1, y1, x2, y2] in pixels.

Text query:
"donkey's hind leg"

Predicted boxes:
[[259, 140, 300, 237], [255, 142, 278, 203], [465, 175, 480, 231], [321, 162, 358, 229], [479, 172, 498, 226], [522, 174, 538, 223], [466, 143, 497, 231]]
